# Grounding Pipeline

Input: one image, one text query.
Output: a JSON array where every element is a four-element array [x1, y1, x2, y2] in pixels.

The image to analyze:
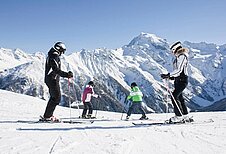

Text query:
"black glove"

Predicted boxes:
[[160, 73, 170, 79], [169, 76, 175, 80], [67, 71, 73, 78]]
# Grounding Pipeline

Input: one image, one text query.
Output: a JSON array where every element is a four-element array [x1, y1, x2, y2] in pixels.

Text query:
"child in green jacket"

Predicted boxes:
[[126, 82, 148, 120]]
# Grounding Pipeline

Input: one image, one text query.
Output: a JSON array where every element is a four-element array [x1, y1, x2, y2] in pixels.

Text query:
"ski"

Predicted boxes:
[[132, 120, 192, 126], [132, 118, 214, 126], [122, 117, 150, 121], [62, 120, 94, 124], [17, 120, 57, 124], [60, 116, 115, 122], [16, 119, 94, 124], [17, 115, 95, 124], [78, 116, 97, 119], [38, 115, 93, 124], [166, 116, 194, 124], [132, 117, 194, 126], [132, 121, 166, 126]]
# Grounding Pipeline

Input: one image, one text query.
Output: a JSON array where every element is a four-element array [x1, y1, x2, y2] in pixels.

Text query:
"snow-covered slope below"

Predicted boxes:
[[0, 90, 226, 154]]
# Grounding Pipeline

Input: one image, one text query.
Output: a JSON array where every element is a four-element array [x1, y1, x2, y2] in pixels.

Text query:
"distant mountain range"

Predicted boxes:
[[1, 32, 226, 112]]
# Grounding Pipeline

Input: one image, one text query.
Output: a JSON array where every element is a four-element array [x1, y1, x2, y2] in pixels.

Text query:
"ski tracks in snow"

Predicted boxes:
[[2, 112, 226, 154], [47, 131, 89, 153]]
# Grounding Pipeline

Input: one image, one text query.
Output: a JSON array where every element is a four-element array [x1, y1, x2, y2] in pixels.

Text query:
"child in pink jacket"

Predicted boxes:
[[81, 81, 99, 119]]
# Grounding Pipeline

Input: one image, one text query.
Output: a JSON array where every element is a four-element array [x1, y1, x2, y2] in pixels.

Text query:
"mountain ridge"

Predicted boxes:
[[1, 33, 226, 112]]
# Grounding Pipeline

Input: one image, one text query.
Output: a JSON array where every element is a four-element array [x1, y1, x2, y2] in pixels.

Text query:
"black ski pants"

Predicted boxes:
[[82, 102, 93, 116], [43, 80, 61, 118], [172, 77, 188, 116], [127, 102, 146, 117]]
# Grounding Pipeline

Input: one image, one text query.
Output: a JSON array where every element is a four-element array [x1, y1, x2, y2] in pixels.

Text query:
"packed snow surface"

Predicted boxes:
[[0, 89, 226, 154]]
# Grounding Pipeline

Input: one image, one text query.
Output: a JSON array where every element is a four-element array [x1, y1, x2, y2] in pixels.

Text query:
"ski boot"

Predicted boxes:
[[49, 116, 60, 122], [80, 115, 88, 119], [139, 116, 149, 120], [168, 116, 184, 124], [183, 115, 194, 123], [125, 116, 130, 120], [39, 115, 60, 122], [87, 114, 96, 119]]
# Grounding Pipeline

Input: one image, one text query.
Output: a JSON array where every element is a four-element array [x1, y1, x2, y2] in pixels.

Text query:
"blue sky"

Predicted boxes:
[[0, 0, 226, 54]]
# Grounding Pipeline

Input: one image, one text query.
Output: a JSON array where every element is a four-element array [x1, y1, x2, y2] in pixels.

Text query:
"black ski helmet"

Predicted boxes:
[[131, 82, 137, 88], [88, 81, 94, 86], [54, 42, 66, 54]]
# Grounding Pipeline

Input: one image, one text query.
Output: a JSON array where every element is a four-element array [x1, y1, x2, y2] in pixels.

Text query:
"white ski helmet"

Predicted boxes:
[[54, 42, 66, 54], [170, 41, 182, 54]]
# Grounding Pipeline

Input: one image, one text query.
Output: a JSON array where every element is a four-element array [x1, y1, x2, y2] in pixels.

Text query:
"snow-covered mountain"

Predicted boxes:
[[0, 33, 226, 112], [0, 89, 226, 154]]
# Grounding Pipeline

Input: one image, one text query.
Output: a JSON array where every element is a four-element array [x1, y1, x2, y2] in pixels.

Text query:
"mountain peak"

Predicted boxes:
[[139, 32, 163, 42], [127, 32, 168, 48]]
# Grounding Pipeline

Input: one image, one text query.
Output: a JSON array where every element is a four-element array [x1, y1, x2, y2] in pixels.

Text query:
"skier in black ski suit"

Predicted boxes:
[[43, 42, 73, 121], [161, 41, 189, 122]]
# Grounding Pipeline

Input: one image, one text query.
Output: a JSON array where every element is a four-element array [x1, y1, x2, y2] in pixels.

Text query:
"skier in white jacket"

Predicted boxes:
[[161, 41, 189, 122]]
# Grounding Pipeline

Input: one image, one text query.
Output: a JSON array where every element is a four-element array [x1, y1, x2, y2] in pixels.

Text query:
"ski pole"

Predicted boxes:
[[120, 108, 124, 120], [121, 104, 129, 120], [163, 78, 169, 120], [76, 101, 81, 117], [120, 97, 128, 120], [157, 81, 184, 116], [68, 78, 72, 122], [94, 93, 99, 118], [71, 79, 81, 117], [94, 99, 98, 118], [67, 63, 72, 122], [163, 79, 169, 113], [95, 89, 104, 118], [163, 81, 184, 117]]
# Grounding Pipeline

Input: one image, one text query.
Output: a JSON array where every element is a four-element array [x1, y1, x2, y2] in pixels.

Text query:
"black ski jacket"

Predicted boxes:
[[44, 48, 68, 83]]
